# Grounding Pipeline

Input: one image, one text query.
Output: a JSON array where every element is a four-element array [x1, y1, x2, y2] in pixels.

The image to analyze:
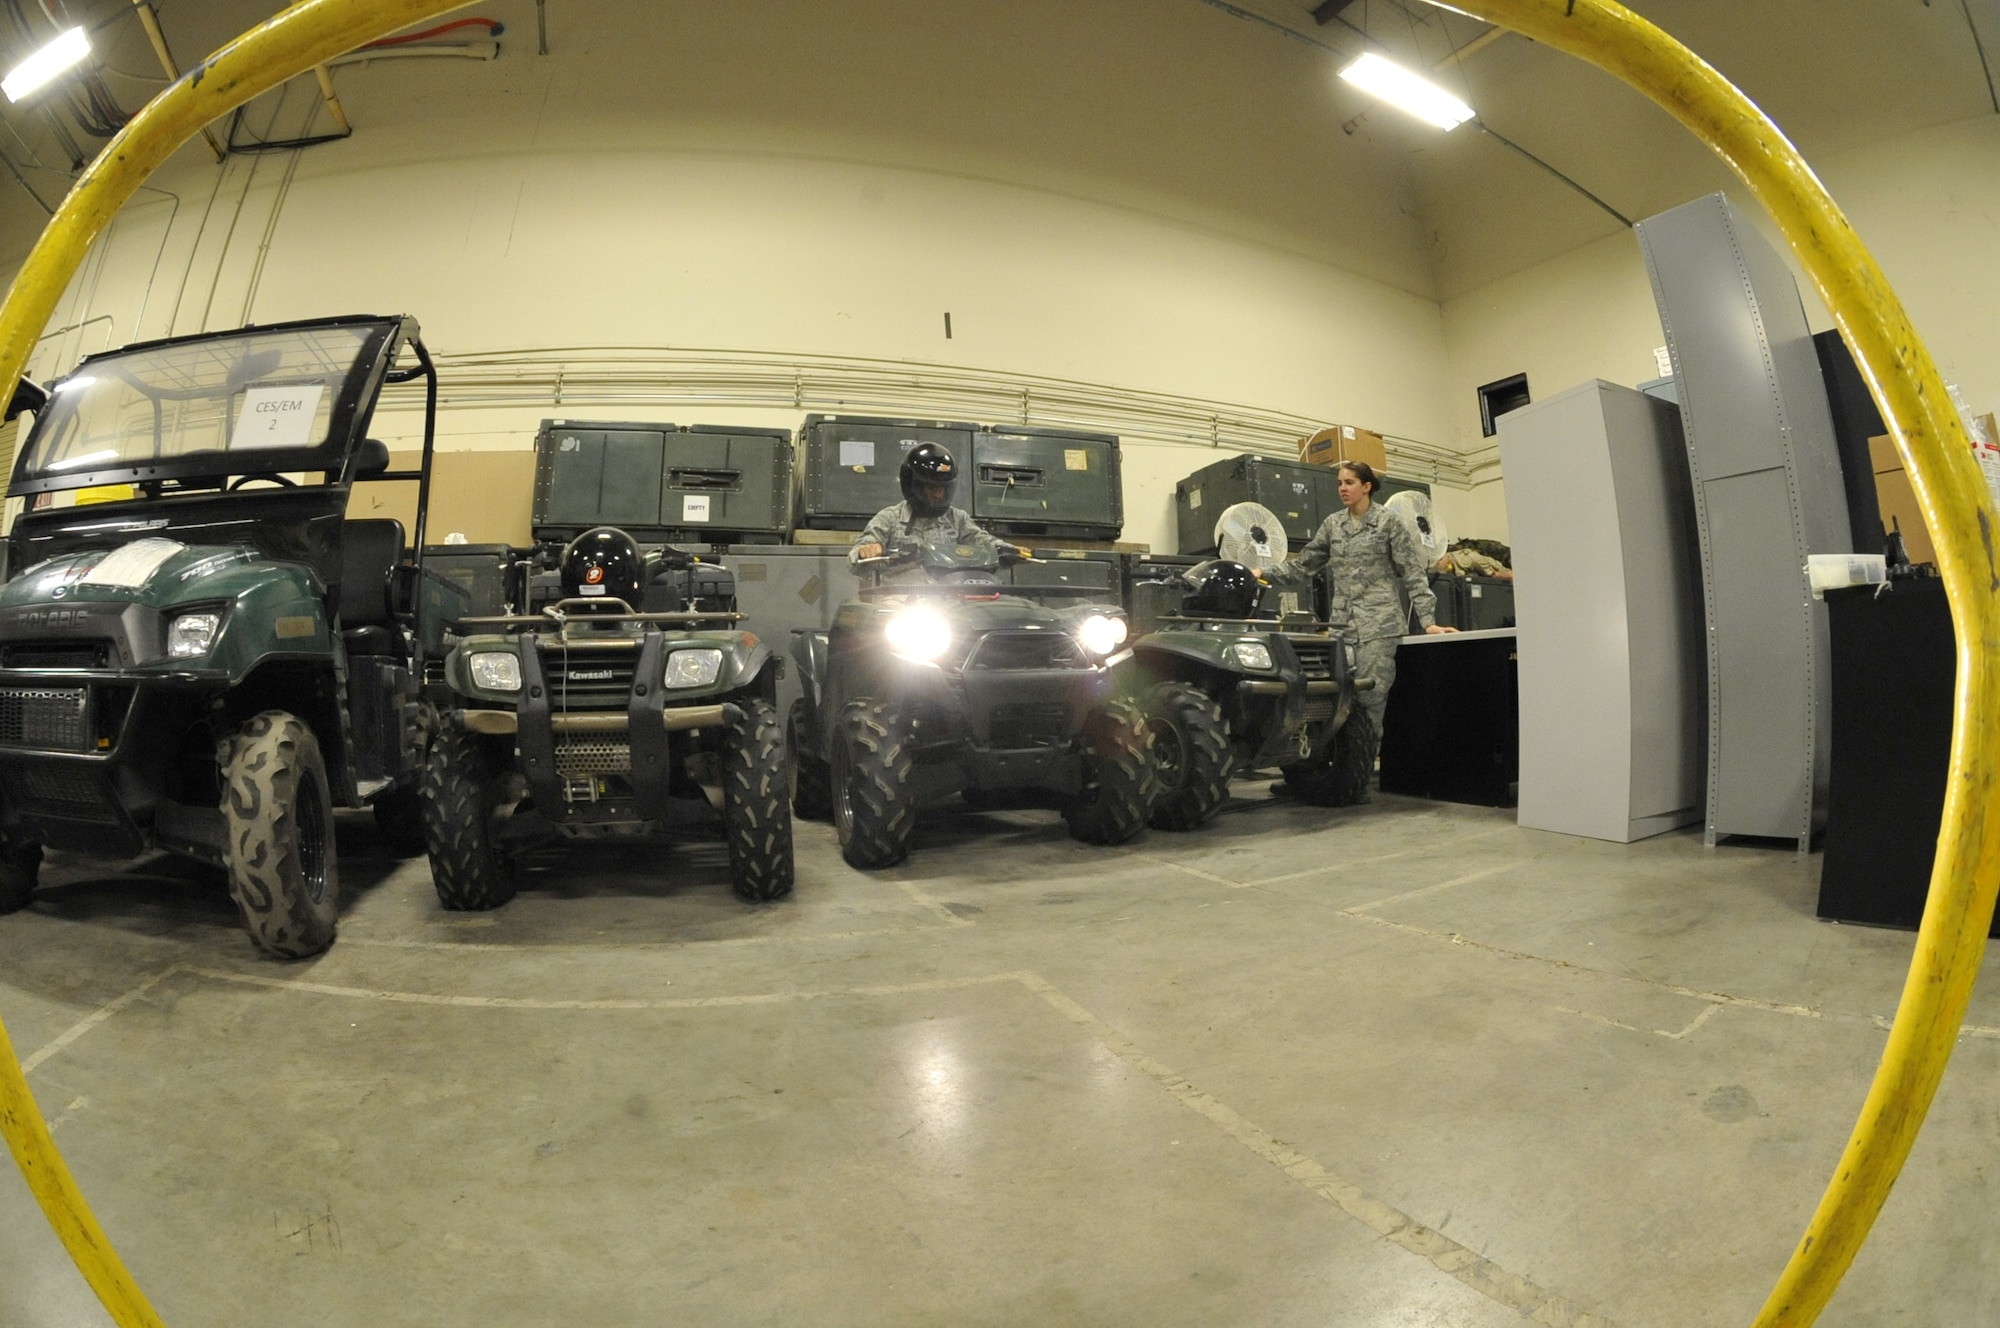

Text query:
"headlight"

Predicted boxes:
[[468, 651, 522, 691], [166, 612, 222, 659], [885, 608, 952, 661], [1076, 613, 1128, 657], [1233, 642, 1274, 670], [664, 648, 724, 689]]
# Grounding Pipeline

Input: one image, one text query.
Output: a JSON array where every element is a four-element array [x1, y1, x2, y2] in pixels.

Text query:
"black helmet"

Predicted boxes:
[[560, 527, 643, 608], [1182, 559, 1260, 619], [900, 443, 958, 518]]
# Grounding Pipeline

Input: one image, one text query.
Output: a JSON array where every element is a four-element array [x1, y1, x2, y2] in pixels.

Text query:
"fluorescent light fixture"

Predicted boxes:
[[3, 26, 90, 104], [1339, 51, 1475, 130]]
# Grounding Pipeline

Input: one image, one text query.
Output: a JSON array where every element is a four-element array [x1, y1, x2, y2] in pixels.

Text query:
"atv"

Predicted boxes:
[[789, 535, 1154, 869], [0, 314, 468, 958], [422, 544, 792, 908], [1124, 557, 1375, 829]]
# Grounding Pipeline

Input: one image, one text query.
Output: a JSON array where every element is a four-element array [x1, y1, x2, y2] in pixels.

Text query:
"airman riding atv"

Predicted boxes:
[[422, 526, 792, 908], [0, 315, 467, 957], [1126, 558, 1374, 829], [789, 535, 1154, 869]]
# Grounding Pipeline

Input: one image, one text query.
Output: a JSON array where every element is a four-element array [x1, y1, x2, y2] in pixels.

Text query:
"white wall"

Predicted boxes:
[[1438, 113, 2000, 541], [25, 146, 1459, 553]]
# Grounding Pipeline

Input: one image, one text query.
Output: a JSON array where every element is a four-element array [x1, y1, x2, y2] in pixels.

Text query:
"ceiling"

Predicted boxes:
[[0, 0, 1995, 301]]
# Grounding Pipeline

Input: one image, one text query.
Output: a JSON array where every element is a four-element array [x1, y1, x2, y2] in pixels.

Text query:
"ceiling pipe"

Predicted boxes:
[[1432, 22, 1508, 68], [310, 64, 350, 134], [128, 0, 224, 161]]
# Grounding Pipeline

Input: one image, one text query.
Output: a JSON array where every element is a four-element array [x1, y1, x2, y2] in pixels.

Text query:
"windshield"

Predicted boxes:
[[13, 319, 397, 492]]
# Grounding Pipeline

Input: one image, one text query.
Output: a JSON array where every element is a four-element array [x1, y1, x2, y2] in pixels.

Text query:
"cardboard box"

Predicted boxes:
[[1299, 424, 1386, 472], [1867, 433, 1934, 565], [360, 449, 539, 546]]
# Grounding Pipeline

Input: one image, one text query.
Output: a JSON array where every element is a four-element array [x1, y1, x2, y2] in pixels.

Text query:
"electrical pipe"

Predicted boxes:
[[128, 1, 224, 162], [1428, 5, 2000, 1325], [0, 8, 472, 1328]]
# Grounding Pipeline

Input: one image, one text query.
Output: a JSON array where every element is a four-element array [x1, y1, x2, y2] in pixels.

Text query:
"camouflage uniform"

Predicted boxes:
[[849, 502, 1000, 584], [1268, 501, 1435, 734]]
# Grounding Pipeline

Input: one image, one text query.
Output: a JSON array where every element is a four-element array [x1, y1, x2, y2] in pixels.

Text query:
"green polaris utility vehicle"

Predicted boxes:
[[0, 314, 467, 957], [789, 535, 1153, 869], [1125, 556, 1373, 829], [421, 527, 792, 909]]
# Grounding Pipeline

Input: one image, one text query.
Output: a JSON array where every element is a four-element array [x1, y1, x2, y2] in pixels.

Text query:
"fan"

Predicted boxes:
[[1213, 501, 1288, 574], [1383, 490, 1451, 570]]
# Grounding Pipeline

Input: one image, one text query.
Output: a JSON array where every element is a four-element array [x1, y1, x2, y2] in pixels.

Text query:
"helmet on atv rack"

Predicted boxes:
[[1181, 559, 1261, 619], [900, 443, 958, 518], [560, 527, 643, 608]]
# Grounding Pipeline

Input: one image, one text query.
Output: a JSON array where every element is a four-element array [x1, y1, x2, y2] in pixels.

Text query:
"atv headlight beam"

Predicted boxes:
[[1076, 614, 1128, 657], [885, 608, 952, 662]]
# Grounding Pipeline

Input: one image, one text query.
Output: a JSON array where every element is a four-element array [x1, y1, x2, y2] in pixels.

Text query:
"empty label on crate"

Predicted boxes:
[[233, 385, 323, 449], [1188, 487, 1202, 509], [1064, 449, 1088, 471], [839, 439, 875, 468], [1471, 585, 1484, 598], [683, 495, 712, 523]]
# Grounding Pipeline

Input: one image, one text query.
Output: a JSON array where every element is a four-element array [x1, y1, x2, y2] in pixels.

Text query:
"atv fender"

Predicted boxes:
[[792, 629, 830, 713]]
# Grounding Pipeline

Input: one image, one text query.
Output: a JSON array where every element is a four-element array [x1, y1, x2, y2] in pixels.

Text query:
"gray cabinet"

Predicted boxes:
[[1637, 193, 1853, 850], [1500, 381, 1705, 842]]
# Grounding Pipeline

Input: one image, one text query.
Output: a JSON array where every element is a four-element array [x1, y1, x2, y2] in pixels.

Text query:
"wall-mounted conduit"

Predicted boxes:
[[360, 345, 1497, 488]]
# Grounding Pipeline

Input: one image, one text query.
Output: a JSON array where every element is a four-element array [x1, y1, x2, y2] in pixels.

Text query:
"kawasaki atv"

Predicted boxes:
[[789, 536, 1154, 869], [0, 315, 467, 958], [422, 550, 792, 908], [1124, 558, 1374, 829]]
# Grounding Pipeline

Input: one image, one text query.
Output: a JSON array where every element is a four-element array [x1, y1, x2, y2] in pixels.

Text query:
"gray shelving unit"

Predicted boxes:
[[1637, 193, 1854, 850]]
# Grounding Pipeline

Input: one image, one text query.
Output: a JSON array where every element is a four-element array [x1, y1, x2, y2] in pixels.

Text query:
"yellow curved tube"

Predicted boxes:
[[0, 5, 475, 1324], [1435, 2, 2000, 1324], [1, 2, 1989, 1327]]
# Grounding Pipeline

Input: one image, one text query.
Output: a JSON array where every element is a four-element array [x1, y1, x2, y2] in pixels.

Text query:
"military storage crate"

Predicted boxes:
[[1464, 575, 1515, 630], [798, 414, 979, 530], [1124, 553, 1204, 636], [1006, 548, 1121, 597], [1174, 455, 1322, 554], [423, 544, 518, 618], [969, 427, 1123, 540], [532, 419, 793, 544], [1307, 467, 1430, 530], [533, 420, 673, 538]]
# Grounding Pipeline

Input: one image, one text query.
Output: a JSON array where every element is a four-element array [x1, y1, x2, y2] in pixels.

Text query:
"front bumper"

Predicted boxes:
[[893, 657, 1118, 797], [0, 668, 225, 857]]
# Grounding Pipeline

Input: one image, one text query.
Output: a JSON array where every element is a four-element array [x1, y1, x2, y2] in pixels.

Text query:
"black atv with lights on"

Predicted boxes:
[[0, 315, 468, 958], [421, 528, 792, 909], [1123, 558, 1373, 830], [789, 536, 1154, 869]]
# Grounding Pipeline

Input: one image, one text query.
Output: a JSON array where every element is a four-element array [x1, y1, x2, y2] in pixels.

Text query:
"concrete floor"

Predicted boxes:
[[3, 784, 1999, 1326]]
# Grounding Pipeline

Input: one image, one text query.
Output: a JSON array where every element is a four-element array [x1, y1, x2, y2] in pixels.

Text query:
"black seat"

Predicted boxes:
[[340, 519, 406, 656]]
